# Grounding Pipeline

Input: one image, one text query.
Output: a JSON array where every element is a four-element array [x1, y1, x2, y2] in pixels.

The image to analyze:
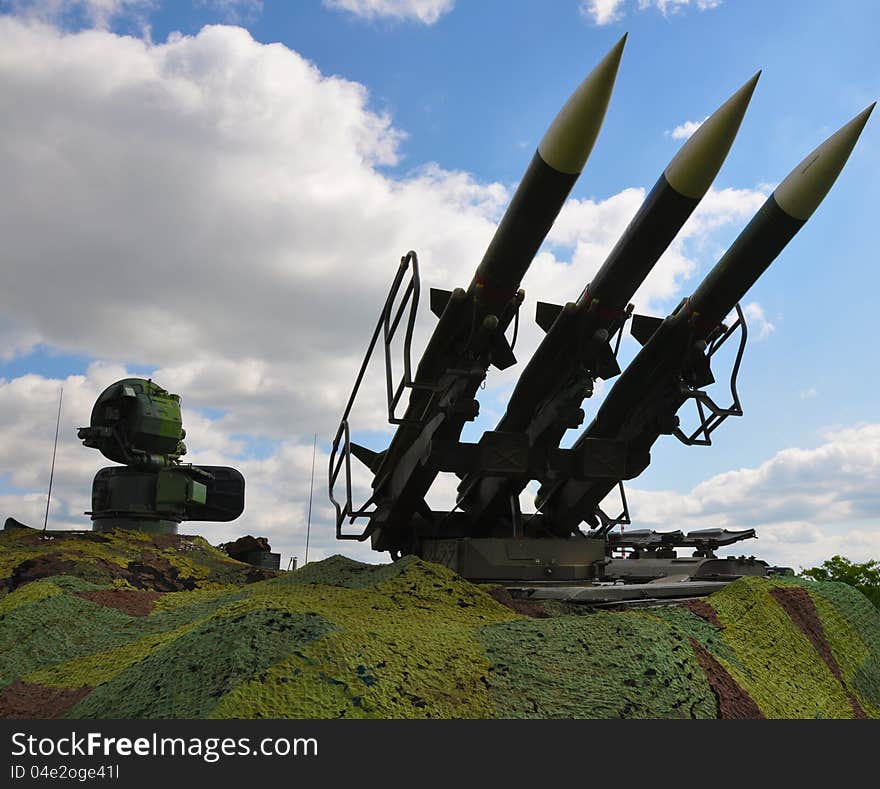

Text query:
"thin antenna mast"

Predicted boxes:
[[43, 386, 63, 532], [305, 433, 317, 565]]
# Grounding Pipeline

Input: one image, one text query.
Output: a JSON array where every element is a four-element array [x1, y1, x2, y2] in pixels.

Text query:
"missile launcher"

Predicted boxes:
[[330, 43, 873, 595]]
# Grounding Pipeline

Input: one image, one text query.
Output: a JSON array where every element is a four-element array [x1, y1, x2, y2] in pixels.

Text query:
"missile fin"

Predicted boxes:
[[430, 288, 453, 318], [536, 301, 565, 332], [631, 314, 663, 346], [350, 443, 387, 474], [489, 334, 517, 370], [595, 343, 621, 380]]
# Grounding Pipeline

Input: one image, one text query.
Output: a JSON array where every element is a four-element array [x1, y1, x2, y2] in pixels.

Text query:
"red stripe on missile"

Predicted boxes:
[[473, 273, 518, 305]]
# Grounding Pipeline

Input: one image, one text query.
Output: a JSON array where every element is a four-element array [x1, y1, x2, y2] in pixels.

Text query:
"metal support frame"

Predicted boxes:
[[328, 419, 377, 539], [610, 304, 634, 361], [673, 302, 748, 446], [329, 251, 423, 538], [384, 252, 434, 425], [593, 480, 631, 538]]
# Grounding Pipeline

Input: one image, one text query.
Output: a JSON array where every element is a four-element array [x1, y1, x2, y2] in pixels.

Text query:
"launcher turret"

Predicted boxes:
[[330, 42, 873, 589]]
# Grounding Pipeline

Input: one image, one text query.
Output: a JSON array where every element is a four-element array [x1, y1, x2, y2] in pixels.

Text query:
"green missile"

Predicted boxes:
[[468, 34, 626, 310], [536, 103, 875, 535], [365, 37, 628, 555], [586, 70, 762, 309], [457, 72, 760, 528], [687, 102, 875, 329]]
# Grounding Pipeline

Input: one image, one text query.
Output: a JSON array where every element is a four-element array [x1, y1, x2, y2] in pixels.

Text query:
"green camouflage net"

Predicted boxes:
[[2, 530, 879, 720]]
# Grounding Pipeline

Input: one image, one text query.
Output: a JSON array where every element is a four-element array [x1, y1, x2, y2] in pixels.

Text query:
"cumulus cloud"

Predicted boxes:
[[582, 0, 721, 25], [0, 19, 506, 438], [639, 0, 722, 15], [666, 116, 707, 140], [541, 184, 768, 314], [322, 0, 454, 25], [741, 302, 775, 340], [0, 18, 854, 570], [0, 18, 765, 442], [579, 0, 626, 26], [723, 301, 775, 341], [0, 17, 500, 564], [623, 423, 880, 567]]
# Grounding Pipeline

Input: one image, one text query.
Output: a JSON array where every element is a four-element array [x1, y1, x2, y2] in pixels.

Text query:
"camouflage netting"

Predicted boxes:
[[1, 529, 878, 719], [0, 526, 276, 591]]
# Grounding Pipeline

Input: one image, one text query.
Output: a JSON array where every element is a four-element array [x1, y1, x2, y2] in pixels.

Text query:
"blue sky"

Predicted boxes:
[[0, 0, 877, 569]]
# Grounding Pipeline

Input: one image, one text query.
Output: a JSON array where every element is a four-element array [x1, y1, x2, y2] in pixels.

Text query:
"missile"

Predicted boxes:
[[362, 37, 627, 554], [456, 72, 761, 527], [467, 34, 627, 313], [535, 103, 875, 535]]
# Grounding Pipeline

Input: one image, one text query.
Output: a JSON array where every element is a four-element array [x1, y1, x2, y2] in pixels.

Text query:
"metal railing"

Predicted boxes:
[[328, 251, 423, 538], [673, 302, 748, 446]]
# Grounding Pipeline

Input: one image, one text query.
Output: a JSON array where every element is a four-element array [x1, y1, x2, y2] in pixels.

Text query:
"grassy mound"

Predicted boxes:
[[0, 526, 275, 591], [1, 532, 879, 719]]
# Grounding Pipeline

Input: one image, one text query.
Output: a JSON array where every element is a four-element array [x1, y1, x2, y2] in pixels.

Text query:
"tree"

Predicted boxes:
[[802, 556, 880, 610]]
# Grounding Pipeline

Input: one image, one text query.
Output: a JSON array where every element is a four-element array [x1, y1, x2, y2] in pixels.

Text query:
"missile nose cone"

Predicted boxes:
[[774, 103, 875, 221], [664, 71, 761, 199], [537, 33, 627, 175]]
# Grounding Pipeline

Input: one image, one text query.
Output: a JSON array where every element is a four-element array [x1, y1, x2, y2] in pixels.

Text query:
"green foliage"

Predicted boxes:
[[802, 556, 880, 610]]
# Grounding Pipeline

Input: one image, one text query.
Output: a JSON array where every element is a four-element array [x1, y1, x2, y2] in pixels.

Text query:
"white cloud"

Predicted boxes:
[[624, 423, 880, 567], [322, 0, 454, 25], [0, 319, 42, 363], [579, 0, 626, 26], [0, 17, 497, 565], [583, 0, 721, 25], [742, 301, 775, 340], [733, 301, 775, 340], [0, 18, 762, 448], [0, 19, 506, 440], [0, 18, 834, 570], [639, 0, 722, 15], [541, 185, 768, 315], [666, 116, 707, 140], [684, 186, 768, 238]]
